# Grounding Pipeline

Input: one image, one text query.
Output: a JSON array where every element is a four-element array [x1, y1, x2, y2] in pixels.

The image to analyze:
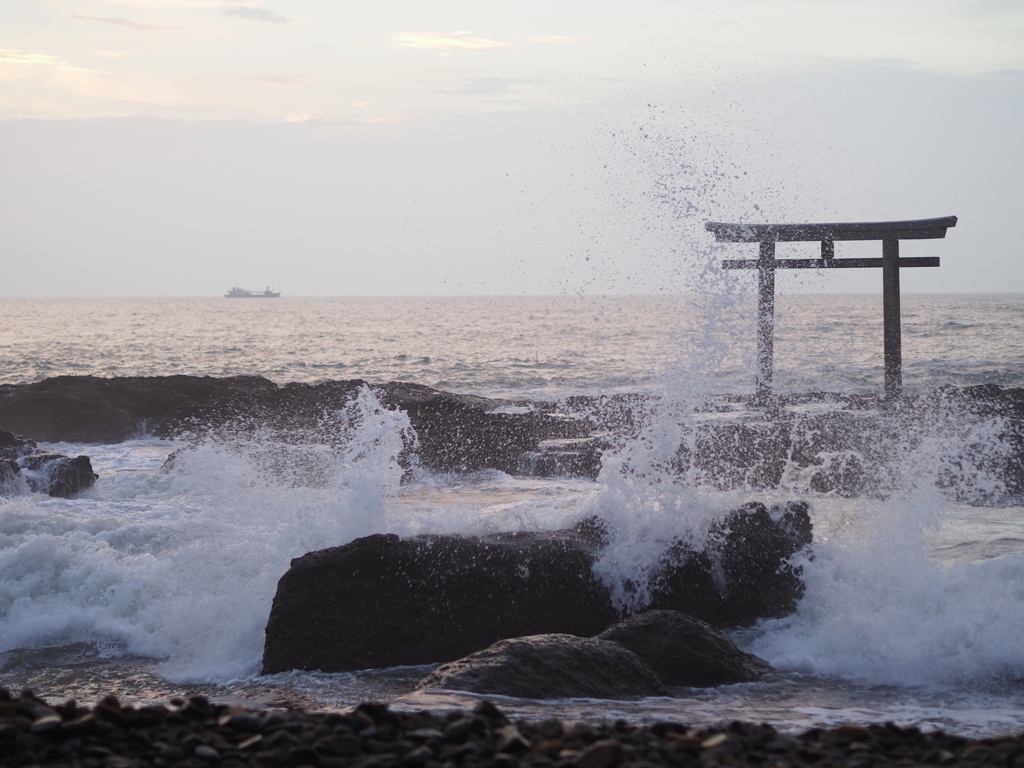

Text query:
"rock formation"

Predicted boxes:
[[261, 502, 811, 674], [596, 610, 772, 687], [413, 610, 774, 699], [415, 634, 668, 700], [0, 377, 588, 478], [0, 429, 97, 497], [1, 376, 1020, 501]]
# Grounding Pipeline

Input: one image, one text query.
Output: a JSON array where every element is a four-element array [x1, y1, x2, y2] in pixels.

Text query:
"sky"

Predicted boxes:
[[1, 0, 1022, 297]]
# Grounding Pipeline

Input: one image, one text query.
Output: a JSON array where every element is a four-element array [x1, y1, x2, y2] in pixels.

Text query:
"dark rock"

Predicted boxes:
[[522, 437, 610, 479], [0, 428, 37, 460], [917, 385, 1024, 498], [262, 520, 619, 674], [807, 451, 869, 496], [415, 634, 667, 699], [559, 393, 658, 434], [261, 503, 811, 674], [4, 376, 1023, 496], [0, 457, 22, 494], [0, 375, 282, 443], [596, 610, 772, 686], [0, 428, 98, 497], [702, 501, 812, 624], [0, 376, 588, 479], [563, 387, 1024, 502], [692, 420, 793, 490], [639, 501, 812, 625], [20, 453, 98, 497], [374, 382, 588, 475], [576, 739, 627, 768]]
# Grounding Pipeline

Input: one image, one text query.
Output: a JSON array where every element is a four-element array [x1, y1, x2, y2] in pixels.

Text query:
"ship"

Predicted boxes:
[[225, 286, 281, 298]]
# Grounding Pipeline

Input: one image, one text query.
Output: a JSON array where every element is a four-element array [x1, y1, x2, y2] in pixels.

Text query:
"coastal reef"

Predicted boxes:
[[0, 377, 586, 478], [0, 376, 1021, 502], [2, 690, 1021, 768]]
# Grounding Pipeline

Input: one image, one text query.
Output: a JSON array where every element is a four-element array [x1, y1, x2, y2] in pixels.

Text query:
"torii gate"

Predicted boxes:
[[705, 215, 958, 401]]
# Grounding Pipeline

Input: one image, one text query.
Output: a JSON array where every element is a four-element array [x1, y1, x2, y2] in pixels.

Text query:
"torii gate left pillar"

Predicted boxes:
[[705, 216, 957, 401]]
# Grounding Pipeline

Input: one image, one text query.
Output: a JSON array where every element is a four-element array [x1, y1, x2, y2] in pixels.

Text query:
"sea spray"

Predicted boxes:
[[581, 318, 765, 615], [586, 396, 740, 614], [747, 397, 1024, 689], [578, 187, 778, 614], [0, 386, 417, 682], [748, 505, 1024, 688], [577, 176, 1024, 685], [585, 380, 1024, 688]]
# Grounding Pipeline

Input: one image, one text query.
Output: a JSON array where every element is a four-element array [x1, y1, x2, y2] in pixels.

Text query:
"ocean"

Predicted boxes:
[[2, 293, 1024, 737]]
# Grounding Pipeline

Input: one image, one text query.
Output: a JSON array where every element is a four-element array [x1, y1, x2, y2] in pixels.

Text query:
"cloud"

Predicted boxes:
[[248, 74, 306, 84], [440, 78, 541, 96], [0, 48, 108, 74], [72, 15, 178, 31], [392, 31, 583, 54], [511, 35, 585, 45], [392, 32, 512, 51], [223, 6, 291, 24], [870, 58, 914, 68], [284, 112, 389, 126], [1, 50, 63, 66], [95, 51, 132, 58]]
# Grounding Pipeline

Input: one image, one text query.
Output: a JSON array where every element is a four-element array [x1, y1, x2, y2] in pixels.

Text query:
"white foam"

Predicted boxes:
[[578, 309, 1024, 690], [0, 388, 420, 681], [0, 386, 600, 683], [741, 404, 1024, 689], [749, 500, 1024, 688], [4, 369, 1024, 701]]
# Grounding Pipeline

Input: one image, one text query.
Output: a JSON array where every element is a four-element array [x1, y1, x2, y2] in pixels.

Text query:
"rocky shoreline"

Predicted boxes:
[[1, 376, 1022, 501], [3, 689, 1021, 768]]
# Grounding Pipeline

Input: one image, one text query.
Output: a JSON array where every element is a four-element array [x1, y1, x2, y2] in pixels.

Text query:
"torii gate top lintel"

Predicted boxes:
[[706, 215, 957, 401], [705, 215, 957, 244]]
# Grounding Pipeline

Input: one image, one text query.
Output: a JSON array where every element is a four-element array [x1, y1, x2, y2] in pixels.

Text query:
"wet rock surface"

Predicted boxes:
[[561, 385, 1024, 501], [262, 503, 811, 675], [1, 690, 1019, 768], [0, 375, 282, 444], [2, 376, 1022, 498], [377, 383, 589, 476], [0, 376, 588, 478], [0, 429, 97, 497], [596, 610, 772, 687], [416, 634, 668, 700], [262, 519, 619, 675]]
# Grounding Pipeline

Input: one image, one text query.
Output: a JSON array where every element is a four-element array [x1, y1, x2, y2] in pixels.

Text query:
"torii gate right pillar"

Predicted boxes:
[[756, 241, 776, 397]]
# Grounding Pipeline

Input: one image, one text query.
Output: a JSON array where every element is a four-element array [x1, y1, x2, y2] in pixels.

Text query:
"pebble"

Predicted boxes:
[[0, 688, 1020, 768]]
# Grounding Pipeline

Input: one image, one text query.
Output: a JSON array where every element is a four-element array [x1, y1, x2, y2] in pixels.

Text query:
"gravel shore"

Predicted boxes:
[[2, 688, 1020, 768]]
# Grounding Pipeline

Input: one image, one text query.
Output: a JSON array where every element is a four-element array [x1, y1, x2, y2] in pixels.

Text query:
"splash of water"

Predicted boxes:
[[0, 386, 415, 681], [573, 118, 1024, 688], [749, 493, 1024, 688]]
